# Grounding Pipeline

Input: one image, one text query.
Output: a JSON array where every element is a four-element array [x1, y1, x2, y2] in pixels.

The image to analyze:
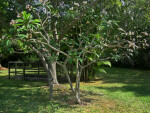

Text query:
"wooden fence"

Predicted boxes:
[[8, 61, 75, 82]]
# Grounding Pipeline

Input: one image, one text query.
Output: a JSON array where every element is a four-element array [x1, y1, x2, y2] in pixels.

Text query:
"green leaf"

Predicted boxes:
[[17, 34, 26, 39], [77, 57, 83, 63], [99, 69, 107, 73], [26, 13, 31, 20], [6, 40, 10, 46], [30, 19, 41, 23], [97, 61, 111, 67], [33, 23, 41, 26], [22, 11, 27, 20], [103, 61, 111, 67], [15, 19, 24, 22], [88, 57, 93, 61], [96, 34, 100, 38], [97, 62, 103, 66], [15, 24, 23, 26]]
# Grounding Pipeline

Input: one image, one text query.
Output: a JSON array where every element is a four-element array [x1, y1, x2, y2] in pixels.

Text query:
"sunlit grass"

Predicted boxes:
[[0, 67, 150, 113], [80, 67, 150, 112]]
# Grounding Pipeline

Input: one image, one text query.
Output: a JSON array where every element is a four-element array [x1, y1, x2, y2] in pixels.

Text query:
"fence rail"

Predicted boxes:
[[8, 61, 75, 82]]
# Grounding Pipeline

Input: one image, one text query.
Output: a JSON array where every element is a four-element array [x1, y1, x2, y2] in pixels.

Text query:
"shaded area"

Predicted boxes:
[[96, 67, 150, 97], [0, 74, 99, 113], [0, 76, 75, 113]]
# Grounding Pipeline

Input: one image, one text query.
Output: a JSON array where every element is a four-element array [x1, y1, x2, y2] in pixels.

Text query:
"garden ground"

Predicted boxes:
[[0, 67, 150, 113]]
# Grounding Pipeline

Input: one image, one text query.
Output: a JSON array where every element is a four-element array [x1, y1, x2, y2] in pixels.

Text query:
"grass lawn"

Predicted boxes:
[[0, 67, 150, 113]]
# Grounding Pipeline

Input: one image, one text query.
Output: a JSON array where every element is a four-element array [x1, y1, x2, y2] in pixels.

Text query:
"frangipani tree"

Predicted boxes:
[[10, 1, 104, 102], [10, 0, 149, 103]]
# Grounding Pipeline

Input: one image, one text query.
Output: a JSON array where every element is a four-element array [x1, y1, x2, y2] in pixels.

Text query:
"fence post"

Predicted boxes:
[[38, 61, 40, 76], [23, 63, 25, 80], [15, 63, 17, 76], [8, 63, 10, 80]]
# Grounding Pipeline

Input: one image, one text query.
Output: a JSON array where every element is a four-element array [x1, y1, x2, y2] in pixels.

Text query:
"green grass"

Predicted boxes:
[[0, 67, 150, 113]]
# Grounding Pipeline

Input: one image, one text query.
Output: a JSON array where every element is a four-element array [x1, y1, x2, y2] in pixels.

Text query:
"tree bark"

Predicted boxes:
[[50, 11, 59, 84], [75, 60, 82, 104], [63, 65, 74, 92], [51, 61, 59, 84], [44, 64, 54, 100], [45, 57, 59, 85], [40, 56, 54, 100], [0, 64, 2, 69], [75, 70, 81, 104], [30, 45, 54, 100]]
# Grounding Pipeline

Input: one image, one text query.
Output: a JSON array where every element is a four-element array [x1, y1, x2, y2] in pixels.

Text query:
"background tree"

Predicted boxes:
[[105, 0, 150, 67], [0, 0, 37, 69]]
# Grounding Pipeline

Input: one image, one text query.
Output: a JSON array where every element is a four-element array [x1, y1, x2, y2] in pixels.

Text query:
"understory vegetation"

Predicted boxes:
[[0, 67, 150, 113]]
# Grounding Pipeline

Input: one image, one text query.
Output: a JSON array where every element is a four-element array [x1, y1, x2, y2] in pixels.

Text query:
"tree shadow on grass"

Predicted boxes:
[[0, 76, 77, 113], [0, 75, 102, 113], [96, 67, 150, 96], [0, 74, 106, 113]]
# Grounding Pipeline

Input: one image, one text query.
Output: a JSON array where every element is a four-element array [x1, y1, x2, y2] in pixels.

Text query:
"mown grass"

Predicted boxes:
[[0, 67, 150, 113]]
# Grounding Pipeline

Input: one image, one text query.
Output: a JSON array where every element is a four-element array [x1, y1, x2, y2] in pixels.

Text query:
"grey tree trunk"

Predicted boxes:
[[51, 61, 59, 84], [75, 60, 82, 104], [63, 65, 74, 92], [30, 45, 54, 100], [50, 18, 59, 84], [75, 69, 81, 104], [40, 57, 54, 100], [46, 57, 59, 85]]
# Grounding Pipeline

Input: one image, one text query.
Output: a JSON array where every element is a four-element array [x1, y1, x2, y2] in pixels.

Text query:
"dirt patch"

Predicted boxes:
[[54, 84, 67, 89], [68, 98, 91, 106], [0, 67, 8, 70]]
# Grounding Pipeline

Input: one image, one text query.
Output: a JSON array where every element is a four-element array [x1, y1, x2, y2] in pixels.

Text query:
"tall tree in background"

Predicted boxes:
[[0, 0, 37, 69], [103, 0, 150, 66]]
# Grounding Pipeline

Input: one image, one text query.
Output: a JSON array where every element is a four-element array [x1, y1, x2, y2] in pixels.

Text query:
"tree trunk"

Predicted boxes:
[[51, 61, 59, 84], [0, 64, 2, 69], [75, 70, 81, 104], [48, 74, 54, 100], [86, 60, 89, 81], [0, 59, 3, 69], [63, 65, 74, 92], [51, 1, 59, 85], [50, 18, 59, 84], [75, 60, 82, 104], [40, 57, 54, 100], [30, 45, 54, 100]]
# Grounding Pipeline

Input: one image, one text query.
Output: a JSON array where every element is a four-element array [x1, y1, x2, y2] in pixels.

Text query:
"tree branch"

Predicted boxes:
[[58, 0, 101, 42]]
